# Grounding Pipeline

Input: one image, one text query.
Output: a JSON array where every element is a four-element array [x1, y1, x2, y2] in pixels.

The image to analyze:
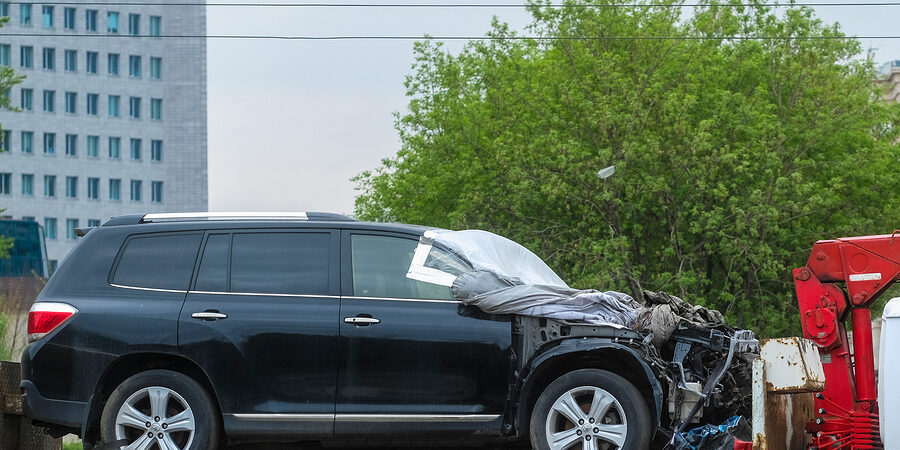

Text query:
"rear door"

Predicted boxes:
[[336, 230, 512, 436], [178, 229, 340, 439]]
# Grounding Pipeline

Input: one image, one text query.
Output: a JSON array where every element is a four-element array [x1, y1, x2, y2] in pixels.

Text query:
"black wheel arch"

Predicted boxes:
[[511, 339, 664, 438], [82, 352, 220, 447]]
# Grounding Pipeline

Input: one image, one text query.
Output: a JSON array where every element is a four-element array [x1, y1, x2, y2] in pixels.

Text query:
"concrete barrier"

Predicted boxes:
[[0, 361, 61, 450]]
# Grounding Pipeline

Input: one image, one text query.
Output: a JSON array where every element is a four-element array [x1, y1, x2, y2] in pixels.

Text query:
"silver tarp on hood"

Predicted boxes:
[[406, 229, 642, 328]]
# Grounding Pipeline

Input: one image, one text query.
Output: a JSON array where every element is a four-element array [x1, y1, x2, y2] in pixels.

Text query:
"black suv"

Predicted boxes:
[[22, 213, 751, 450]]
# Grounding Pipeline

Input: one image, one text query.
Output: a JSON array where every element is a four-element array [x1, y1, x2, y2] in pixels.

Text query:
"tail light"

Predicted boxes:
[[27, 302, 78, 343]]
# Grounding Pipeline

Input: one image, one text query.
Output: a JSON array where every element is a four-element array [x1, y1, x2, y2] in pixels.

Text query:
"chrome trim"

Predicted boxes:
[[344, 317, 381, 325], [230, 413, 333, 422], [189, 290, 340, 299], [229, 413, 501, 423], [110, 283, 187, 294], [343, 296, 461, 304], [336, 414, 502, 423], [191, 312, 228, 319], [141, 212, 309, 222]]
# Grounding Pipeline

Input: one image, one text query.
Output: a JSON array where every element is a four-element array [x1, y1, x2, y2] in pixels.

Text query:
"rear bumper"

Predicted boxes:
[[20, 380, 87, 431]]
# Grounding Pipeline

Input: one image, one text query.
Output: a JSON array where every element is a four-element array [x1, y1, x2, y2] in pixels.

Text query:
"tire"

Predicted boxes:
[[100, 369, 221, 450], [529, 369, 652, 450]]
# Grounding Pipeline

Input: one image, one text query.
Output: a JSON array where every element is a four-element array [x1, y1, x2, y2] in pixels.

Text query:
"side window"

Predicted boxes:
[[195, 234, 229, 292], [350, 234, 453, 300], [230, 233, 329, 295], [113, 233, 201, 290]]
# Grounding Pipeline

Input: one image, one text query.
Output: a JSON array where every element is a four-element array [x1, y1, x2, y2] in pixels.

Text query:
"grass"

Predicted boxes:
[[62, 443, 82, 450]]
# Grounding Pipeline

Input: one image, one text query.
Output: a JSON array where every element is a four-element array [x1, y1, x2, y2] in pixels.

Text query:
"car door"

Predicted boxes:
[[178, 229, 340, 439], [336, 230, 512, 436]]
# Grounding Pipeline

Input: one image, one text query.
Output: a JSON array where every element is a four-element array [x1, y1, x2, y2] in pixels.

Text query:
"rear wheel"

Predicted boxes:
[[100, 369, 221, 450], [529, 369, 652, 450]]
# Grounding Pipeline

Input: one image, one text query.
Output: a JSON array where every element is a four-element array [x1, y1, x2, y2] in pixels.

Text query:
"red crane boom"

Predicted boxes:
[[794, 232, 900, 449]]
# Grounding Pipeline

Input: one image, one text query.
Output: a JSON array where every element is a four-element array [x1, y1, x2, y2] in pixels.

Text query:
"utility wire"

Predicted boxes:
[[3, 33, 899, 40], [3, 1, 900, 7]]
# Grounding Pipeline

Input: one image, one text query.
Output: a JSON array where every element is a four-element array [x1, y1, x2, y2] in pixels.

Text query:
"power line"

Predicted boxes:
[[3, 1, 900, 7], [2, 32, 899, 40]]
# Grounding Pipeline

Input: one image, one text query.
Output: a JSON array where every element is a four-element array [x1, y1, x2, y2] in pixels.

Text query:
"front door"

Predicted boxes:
[[336, 230, 512, 436], [178, 229, 340, 438]]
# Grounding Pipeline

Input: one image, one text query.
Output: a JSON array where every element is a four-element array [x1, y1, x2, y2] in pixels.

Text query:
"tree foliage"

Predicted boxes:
[[0, 14, 25, 259], [354, 0, 900, 337]]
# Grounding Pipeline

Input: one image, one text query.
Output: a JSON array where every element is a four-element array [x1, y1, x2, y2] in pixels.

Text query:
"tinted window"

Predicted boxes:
[[113, 233, 201, 290], [195, 234, 229, 292], [230, 233, 329, 295], [350, 234, 453, 300]]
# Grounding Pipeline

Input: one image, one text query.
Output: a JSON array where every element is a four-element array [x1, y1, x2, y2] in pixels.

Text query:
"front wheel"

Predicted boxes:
[[529, 369, 652, 450], [100, 369, 221, 450]]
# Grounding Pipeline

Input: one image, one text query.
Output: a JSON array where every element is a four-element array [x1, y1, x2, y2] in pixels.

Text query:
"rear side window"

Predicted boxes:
[[229, 232, 330, 295], [195, 234, 229, 292], [113, 233, 201, 290]]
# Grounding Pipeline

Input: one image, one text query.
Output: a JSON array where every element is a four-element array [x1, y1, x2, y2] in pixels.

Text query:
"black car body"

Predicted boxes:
[[22, 213, 753, 449]]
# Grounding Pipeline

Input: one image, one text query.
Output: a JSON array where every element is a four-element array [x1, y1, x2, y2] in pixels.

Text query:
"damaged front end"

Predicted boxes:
[[511, 316, 759, 446]]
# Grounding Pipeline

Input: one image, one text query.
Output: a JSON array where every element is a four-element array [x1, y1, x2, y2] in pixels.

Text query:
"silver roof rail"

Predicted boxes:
[[141, 212, 310, 223]]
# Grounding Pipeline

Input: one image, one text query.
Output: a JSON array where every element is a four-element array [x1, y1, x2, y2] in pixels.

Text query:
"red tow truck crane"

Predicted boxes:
[[793, 233, 900, 449]]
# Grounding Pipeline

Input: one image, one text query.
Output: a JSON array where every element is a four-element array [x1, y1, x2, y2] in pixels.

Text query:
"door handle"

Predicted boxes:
[[192, 311, 227, 320], [344, 316, 380, 326]]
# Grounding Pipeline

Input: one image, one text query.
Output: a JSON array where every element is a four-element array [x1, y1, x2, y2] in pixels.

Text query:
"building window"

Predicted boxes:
[[43, 175, 55, 197], [130, 180, 142, 201], [129, 97, 141, 119], [108, 95, 119, 117], [65, 176, 77, 198], [85, 51, 97, 73], [87, 219, 100, 227], [65, 91, 76, 114], [149, 16, 161, 36], [41, 5, 52, 27], [87, 177, 99, 199], [151, 140, 162, 161], [86, 93, 98, 115], [20, 88, 32, 110], [0, 44, 9, 66], [0, 3, 8, 17], [63, 7, 75, 29], [107, 11, 118, 33], [41, 47, 54, 70], [86, 135, 99, 157], [108, 53, 119, 75], [150, 57, 161, 79], [130, 138, 141, 160], [128, 13, 139, 35], [42, 89, 54, 112], [0, 130, 8, 151], [44, 218, 57, 240], [21, 131, 32, 153], [64, 49, 76, 72], [85, 9, 97, 31], [19, 3, 30, 25], [0, 173, 10, 195], [43, 132, 55, 154], [20, 46, 32, 68], [65, 134, 76, 156], [150, 98, 161, 120], [109, 179, 121, 200], [128, 55, 141, 77], [21, 174, 34, 196], [151, 181, 163, 203], [108, 136, 120, 158], [66, 219, 79, 240]]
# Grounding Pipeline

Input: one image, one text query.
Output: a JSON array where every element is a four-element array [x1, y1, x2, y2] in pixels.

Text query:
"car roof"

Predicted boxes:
[[98, 212, 436, 236]]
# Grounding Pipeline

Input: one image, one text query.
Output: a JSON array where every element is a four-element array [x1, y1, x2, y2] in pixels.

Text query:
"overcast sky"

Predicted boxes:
[[206, 1, 900, 216]]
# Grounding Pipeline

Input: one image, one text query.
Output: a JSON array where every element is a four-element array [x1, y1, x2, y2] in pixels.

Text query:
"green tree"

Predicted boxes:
[[354, 0, 900, 337], [0, 13, 25, 259]]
